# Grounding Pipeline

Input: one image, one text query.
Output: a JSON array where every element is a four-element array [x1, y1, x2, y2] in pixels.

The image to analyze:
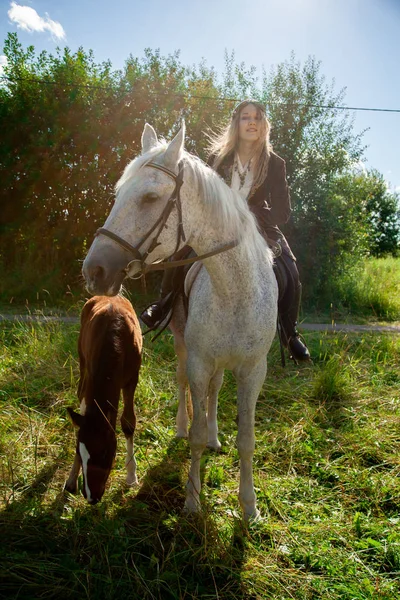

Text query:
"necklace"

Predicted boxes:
[[233, 157, 252, 190]]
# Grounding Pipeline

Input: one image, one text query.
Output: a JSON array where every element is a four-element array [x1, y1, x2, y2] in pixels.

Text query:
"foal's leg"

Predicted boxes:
[[235, 360, 267, 521], [65, 353, 85, 494], [206, 369, 224, 451], [184, 356, 211, 514], [121, 375, 139, 486], [77, 349, 85, 403]]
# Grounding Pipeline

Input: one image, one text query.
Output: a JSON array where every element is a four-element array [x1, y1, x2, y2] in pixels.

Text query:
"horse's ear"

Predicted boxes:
[[163, 122, 185, 170], [67, 407, 84, 429], [141, 123, 158, 153]]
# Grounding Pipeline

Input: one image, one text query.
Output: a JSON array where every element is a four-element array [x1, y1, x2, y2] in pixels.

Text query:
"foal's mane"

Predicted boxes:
[[116, 142, 272, 265]]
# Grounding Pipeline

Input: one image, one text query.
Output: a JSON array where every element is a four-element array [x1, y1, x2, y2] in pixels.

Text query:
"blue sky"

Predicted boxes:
[[1, 0, 399, 191]]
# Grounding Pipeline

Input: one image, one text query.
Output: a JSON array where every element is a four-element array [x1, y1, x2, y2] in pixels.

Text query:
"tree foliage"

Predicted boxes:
[[0, 34, 228, 298], [0, 33, 398, 305]]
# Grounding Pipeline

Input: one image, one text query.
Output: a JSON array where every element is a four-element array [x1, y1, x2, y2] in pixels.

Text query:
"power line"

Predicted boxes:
[[1, 74, 400, 114]]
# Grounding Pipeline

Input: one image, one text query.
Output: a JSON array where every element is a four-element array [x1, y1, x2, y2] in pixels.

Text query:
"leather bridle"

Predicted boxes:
[[95, 160, 238, 278]]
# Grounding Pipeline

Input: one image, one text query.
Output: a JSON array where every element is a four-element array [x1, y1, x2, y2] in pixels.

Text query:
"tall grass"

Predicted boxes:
[[1, 318, 399, 599], [333, 256, 400, 322]]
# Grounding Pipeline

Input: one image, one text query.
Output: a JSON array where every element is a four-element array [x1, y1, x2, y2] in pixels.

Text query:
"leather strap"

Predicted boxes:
[[143, 240, 238, 273], [95, 159, 238, 278], [96, 228, 143, 261]]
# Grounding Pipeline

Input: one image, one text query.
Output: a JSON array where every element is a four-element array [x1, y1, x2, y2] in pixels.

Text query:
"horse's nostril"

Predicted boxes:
[[88, 498, 100, 505], [92, 265, 104, 282]]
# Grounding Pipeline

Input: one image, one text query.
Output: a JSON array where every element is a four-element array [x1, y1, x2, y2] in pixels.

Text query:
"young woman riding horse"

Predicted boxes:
[[141, 101, 310, 362]]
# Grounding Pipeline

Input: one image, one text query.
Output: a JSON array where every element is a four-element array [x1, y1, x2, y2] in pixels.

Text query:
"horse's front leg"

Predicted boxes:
[[235, 360, 267, 522], [184, 356, 211, 514], [121, 375, 139, 486], [207, 369, 224, 451], [171, 306, 192, 439], [174, 337, 192, 438]]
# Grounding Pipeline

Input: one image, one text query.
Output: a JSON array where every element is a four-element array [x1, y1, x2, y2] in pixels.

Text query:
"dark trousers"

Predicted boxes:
[[273, 251, 302, 344]]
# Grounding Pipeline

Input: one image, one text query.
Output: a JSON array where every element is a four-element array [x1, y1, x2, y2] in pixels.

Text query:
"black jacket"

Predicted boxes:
[[208, 151, 293, 251]]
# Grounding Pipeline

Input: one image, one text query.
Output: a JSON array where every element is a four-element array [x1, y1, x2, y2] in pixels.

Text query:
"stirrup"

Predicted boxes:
[[139, 291, 174, 331], [288, 333, 311, 363]]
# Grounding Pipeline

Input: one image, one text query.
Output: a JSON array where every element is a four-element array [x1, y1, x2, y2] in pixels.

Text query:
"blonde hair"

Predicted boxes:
[[207, 101, 273, 196]]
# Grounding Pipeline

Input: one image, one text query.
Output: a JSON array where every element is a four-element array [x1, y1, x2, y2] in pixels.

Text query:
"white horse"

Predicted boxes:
[[82, 123, 278, 521]]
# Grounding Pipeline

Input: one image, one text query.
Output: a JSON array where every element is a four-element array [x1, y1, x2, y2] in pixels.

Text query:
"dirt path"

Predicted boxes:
[[1, 313, 399, 333], [300, 323, 400, 333]]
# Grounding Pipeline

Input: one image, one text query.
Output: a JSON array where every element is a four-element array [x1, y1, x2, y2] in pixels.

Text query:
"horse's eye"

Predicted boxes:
[[142, 192, 159, 204]]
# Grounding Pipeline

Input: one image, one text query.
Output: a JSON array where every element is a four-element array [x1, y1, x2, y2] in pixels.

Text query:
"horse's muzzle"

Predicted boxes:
[[83, 247, 129, 296]]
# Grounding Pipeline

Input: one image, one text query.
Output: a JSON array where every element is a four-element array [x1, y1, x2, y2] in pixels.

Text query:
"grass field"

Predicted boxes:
[[333, 256, 400, 324], [0, 312, 399, 599]]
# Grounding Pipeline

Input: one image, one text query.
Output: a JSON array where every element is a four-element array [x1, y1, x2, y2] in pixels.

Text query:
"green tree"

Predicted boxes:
[[332, 169, 400, 257], [210, 52, 369, 306], [0, 34, 224, 300], [261, 54, 367, 304], [0, 34, 122, 293], [363, 171, 399, 256], [3, 35, 390, 309]]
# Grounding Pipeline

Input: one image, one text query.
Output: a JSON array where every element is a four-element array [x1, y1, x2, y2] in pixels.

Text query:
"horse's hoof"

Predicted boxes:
[[64, 481, 78, 495], [176, 431, 188, 440], [183, 498, 201, 515], [244, 508, 262, 524], [207, 439, 222, 452], [126, 475, 139, 487]]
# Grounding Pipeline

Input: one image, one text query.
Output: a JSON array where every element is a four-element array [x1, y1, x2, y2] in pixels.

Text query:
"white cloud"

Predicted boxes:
[[8, 2, 66, 40], [0, 55, 8, 76]]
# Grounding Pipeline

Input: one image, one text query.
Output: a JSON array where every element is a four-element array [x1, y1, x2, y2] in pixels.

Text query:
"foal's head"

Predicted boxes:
[[68, 408, 117, 504]]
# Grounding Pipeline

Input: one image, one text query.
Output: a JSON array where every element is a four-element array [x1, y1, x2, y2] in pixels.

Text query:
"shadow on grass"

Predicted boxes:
[[0, 439, 252, 600]]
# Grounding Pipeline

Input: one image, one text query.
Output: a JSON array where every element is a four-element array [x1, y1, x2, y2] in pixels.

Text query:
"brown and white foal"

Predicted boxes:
[[65, 296, 142, 504]]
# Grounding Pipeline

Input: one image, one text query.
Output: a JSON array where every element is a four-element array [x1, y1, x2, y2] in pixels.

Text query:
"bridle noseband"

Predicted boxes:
[[95, 160, 238, 278]]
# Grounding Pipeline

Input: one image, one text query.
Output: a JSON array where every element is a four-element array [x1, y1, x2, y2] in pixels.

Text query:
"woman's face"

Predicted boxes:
[[237, 103, 262, 144]]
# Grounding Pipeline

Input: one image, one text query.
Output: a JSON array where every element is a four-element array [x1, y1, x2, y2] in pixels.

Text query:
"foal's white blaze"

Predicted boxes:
[[79, 442, 91, 501]]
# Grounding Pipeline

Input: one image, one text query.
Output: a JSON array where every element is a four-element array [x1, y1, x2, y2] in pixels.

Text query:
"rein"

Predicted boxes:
[[142, 241, 238, 273], [95, 161, 238, 277]]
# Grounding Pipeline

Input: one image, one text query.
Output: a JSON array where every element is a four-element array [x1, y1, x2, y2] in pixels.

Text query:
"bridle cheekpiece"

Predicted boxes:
[[94, 160, 238, 278], [95, 160, 185, 277]]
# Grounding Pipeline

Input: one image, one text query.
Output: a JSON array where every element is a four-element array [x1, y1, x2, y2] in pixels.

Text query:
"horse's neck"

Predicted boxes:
[[182, 175, 267, 297], [85, 387, 119, 427]]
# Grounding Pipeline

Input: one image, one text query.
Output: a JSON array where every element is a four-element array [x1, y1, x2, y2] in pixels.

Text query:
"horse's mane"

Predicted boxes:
[[182, 153, 272, 264], [116, 143, 273, 266]]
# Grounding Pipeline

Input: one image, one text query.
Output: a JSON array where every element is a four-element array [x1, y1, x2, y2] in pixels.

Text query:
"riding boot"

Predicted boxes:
[[139, 291, 175, 330], [279, 282, 311, 363], [140, 269, 178, 329], [140, 247, 191, 329]]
